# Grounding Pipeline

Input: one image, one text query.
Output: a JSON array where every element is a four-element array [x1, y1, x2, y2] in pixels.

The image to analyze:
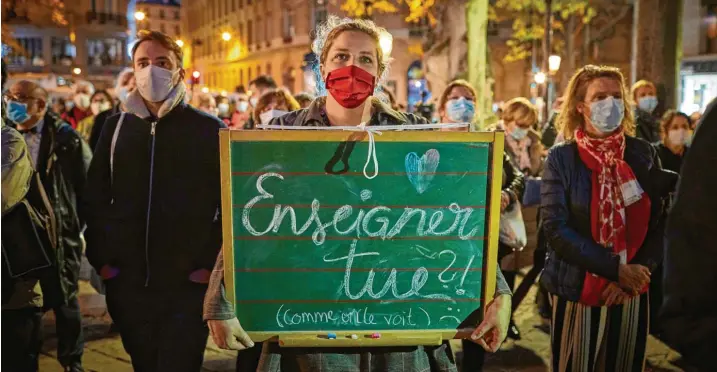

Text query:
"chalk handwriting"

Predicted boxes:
[[241, 173, 482, 246]]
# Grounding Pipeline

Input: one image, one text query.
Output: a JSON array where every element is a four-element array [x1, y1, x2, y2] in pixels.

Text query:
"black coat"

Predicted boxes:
[[635, 109, 661, 144], [661, 99, 717, 370], [88, 104, 120, 151], [10, 112, 93, 302], [83, 103, 225, 289], [539, 136, 676, 301]]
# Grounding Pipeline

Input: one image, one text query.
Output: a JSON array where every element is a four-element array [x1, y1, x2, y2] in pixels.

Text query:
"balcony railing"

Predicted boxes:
[[86, 12, 127, 27]]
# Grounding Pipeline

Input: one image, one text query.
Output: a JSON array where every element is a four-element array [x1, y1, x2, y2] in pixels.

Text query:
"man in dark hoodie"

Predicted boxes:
[[661, 98, 717, 372], [83, 30, 224, 372]]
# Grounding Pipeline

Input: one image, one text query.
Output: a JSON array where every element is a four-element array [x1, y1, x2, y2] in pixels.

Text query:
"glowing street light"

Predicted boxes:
[[222, 32, 231, 41], [379, 32, 393, 55], [534, 71, 547, 85], [192, 70, 201, 79], [72, 67, 82, 75], [176, 39, 185, 48], [201, 87, 209, 93], [548, 55, 562, 73], [134, 11, 146, 21]]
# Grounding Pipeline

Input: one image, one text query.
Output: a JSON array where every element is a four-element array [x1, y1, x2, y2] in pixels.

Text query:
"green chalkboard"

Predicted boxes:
[[219, 130, 504, 346]]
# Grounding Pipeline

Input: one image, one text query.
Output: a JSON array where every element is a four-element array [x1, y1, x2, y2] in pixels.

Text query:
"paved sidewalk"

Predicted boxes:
[[39, 272, 686, 371]]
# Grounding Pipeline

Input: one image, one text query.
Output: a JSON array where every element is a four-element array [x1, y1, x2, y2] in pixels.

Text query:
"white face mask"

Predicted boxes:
[[218, 102, 230, 116], [259, 109, 289, 124], [74, 94, 91, 109], [90, 101, 112, 115], [667, 128, 689, 146], [116, 86, 131, 104], [250, 97, 258, 107], [135, 65, 179, 103], [237, 101, 250, 113]]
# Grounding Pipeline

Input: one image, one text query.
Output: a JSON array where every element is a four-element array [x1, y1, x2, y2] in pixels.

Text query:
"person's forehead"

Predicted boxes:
[[330, 31, 375, 53], [588, 78, 621, 93], [134, 40, 176, 63], [449, 86, 474, 97]]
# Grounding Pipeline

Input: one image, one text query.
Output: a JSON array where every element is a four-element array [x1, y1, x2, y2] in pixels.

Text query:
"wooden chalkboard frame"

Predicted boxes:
[[219, 129, 505, 347]]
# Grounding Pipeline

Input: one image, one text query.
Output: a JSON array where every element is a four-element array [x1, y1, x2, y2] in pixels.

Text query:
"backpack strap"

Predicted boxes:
[[109, 113, 126, 204]]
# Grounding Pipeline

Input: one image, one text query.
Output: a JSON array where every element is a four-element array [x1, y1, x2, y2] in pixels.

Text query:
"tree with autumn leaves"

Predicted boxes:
[[340, 0, 631, 126]]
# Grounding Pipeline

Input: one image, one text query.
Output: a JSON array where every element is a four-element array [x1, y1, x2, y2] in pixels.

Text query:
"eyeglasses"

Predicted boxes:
[[2, 94, 36, 103]]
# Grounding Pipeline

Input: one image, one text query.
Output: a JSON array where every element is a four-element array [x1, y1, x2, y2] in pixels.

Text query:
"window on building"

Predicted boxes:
[[239, 23, 244, 45], [232, 0, 237, 11], [247, 0, 252, 6], [257, 18, 263, 45], [266, 13, 272, 43], [160, 23, 166, 33], [266, 63, 272, 76], [283, 8, 295, 40], [175, 25, 181, 36], [313, 0, 328, 28], [6, 38, 43, 66], [248, 20, 253, 46], [87, 38, 125, 66], [51, 37, 76, 65], [248, 66, 253, 82], [159, 9, 165, 19], [174, 10, 180, 20], [257, 65, 261, 76]]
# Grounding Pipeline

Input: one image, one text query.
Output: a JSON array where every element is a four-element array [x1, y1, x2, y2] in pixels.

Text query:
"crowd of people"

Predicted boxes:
[[2, 14, 715, 372]]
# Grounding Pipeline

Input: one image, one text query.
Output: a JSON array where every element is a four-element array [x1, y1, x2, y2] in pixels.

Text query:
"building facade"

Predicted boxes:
[[182, 0, 433, 106], [3, 0, 131, 92], [679, 0, 717, 114], [135, 0, 182, 40]]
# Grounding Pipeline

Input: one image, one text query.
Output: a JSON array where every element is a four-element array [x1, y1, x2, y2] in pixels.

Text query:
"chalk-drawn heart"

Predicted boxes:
[[405, 149, 440, 194]]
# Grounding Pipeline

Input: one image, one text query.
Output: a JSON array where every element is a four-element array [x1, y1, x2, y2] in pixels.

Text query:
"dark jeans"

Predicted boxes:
[[460, 340, 486, 371], [52, 297, 84, 368], [1, 307, 44, 372], [105, 280, 209, 372]]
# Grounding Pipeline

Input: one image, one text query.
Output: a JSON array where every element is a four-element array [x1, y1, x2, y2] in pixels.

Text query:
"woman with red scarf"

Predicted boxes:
[[540, 65, 675, 371]]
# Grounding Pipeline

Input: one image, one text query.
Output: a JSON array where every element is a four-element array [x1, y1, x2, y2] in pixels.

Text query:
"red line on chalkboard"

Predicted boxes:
[[234, 236, 487, 241], [233, 204, 487, 209], [231, 171, 488, 176], [235, 267, 484, 273], [235, 298, 482, 304]]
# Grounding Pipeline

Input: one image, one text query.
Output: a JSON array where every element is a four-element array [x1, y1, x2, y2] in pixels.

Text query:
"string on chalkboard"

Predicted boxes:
[[256, 123, 471, 180]]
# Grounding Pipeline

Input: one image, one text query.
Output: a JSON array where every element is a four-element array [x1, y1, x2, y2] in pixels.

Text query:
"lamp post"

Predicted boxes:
[[547, 54, 561, 125], [134, 11, 146, 21]]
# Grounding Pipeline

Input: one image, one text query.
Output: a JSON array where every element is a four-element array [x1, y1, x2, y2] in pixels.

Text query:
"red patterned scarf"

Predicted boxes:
[[575, 128, 651, 306]]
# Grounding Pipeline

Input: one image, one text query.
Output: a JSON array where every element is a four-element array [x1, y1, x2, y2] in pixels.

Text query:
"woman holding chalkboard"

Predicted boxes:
[[541, 65, 676, 372], [204, 15, 515, 372]]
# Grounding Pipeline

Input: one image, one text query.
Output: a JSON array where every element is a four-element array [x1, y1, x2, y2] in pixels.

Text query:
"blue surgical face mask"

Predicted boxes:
[[637, 95, 658, 114], [510, 126, 529, 140], [7, 100, 32, 124], [589, 96, 625, 133], [445, 97, 475, 123], [237, 101, 249, 113]]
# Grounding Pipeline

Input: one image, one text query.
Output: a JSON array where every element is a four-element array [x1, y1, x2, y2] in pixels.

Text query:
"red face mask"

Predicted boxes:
[[325, 65, 376, 109]]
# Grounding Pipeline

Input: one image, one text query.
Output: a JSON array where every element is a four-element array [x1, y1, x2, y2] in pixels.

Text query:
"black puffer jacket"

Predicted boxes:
[[635, 109, 661, 144], [83, 103, 224, 289], [539, 136, 676, 301]]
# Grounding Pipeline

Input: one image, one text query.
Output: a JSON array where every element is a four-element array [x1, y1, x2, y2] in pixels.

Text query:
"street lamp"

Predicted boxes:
[[134, 11, 146, 21], [548, 55, 562, 73], [222, 32, 231, 42], [379, 32, 393, 56], [72, 67, 82, 75], [534, 71, 547, 85], [176, 39, 185, 48]]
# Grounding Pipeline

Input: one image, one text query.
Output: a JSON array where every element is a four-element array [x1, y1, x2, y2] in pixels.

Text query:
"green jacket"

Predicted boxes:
[[1, 121, 43, 309]]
